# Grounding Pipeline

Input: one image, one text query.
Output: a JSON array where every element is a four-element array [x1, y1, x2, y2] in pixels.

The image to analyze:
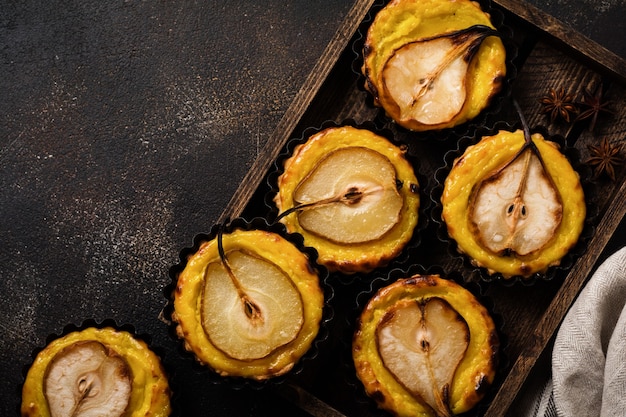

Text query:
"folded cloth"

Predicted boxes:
[[514, 246, 626, 417], [552, 245, 626, 417]]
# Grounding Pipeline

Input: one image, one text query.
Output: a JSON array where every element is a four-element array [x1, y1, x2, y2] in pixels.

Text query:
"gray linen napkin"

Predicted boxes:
[[513, 246, 626, 417]]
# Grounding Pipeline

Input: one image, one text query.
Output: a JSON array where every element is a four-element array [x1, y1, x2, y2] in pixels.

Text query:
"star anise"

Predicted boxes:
[[586, 137, 624, 182], [539, 87, 578, 123], [575, 84, 613, 132]]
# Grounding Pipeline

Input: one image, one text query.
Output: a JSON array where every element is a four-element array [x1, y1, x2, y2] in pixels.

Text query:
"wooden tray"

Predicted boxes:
[[216, 0, 626, 415]]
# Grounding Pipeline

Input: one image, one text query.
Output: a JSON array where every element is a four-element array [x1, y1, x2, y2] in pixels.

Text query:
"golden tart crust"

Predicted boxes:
[[362, 0, 507, 131], [274, 126, 420, 274], [172, 228, 324, 380], [21, 327, 171, 417], [353, 274, 499, 417], [441, 129, 586, 278]]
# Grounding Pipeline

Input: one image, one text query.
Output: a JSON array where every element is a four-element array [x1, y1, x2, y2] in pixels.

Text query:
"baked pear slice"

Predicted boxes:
[[353, 274, 498, 417], [381, 26, 501, 128], [469, 137, 563, 256], [442, 129, 585, 278], [378, 298, 470, 417], [202, 249, 304, 361], [362, 0, 506, 131], [292, 146, 404, 244], [44, 341, 132, 417], [21, 327, 171, 417], [172, 227, 324, 380], [274, 126, 420, 274]]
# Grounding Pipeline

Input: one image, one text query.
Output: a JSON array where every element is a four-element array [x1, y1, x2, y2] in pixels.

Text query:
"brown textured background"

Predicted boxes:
[[1, 1, 354, 415], [1, 0, 624, 416]]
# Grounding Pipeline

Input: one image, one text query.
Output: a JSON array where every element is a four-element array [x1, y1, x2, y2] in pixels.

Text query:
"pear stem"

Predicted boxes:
[[513, 99, 532, 146], [408, 25, 501, 110], [275, 184, 383, 223], [217, 225, 263, 322], [511, 97, 561, 203]]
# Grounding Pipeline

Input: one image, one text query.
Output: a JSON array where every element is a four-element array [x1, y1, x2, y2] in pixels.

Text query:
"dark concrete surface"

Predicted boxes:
[[1, 1, 354, 416], [1, 1, 624, 416]]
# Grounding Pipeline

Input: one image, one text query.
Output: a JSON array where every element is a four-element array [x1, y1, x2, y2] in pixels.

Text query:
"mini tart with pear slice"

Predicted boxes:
[[273, 125, 420, 275], [21, 326, 171, 417], [361, 0, 507, 132], [352, 274, 499, 417], [441, 128, 586, 279], [171, 223, 325, 380]]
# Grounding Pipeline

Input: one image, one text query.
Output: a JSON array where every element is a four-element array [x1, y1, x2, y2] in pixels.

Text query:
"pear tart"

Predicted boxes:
[[361, 0, 507, 132], [274, 125, 420, 274], [21, 326, 171, 417], [172, 225, 325, 380], [441, 129, 586, 278], [353, 274, 499, 417]]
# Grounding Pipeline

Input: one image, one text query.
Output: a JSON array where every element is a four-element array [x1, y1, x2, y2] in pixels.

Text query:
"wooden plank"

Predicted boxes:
[[218, 0, 374, 223], [493, 0, 626, 84], [485, 178, 626, 416]]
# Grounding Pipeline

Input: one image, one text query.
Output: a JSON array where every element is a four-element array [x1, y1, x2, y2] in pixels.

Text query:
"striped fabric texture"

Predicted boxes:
[[514, 246, 626, 417]]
